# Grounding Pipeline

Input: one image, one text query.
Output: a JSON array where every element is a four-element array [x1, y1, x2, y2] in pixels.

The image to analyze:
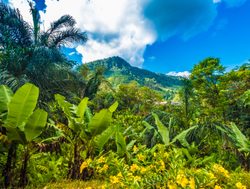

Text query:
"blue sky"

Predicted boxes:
[[7, 0, 250, 75], [143, 0, 250, 73]]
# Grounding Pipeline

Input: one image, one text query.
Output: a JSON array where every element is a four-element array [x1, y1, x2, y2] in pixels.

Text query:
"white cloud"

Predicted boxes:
[[8, 0, 33, 24], [7, 0, 246, 68], [9, 0, 156, 67], [213, 0, 221, 3], [166, 71, 191, 78]]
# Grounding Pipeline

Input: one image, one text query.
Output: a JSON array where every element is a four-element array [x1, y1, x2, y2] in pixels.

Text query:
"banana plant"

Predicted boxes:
[[0, 83, 48, 188], [143, 113, 197, 147], [55, 94, 125, 179], [94, 124, 127, 157], [216, 123, 250, 170], [0, 83, 48, 143]]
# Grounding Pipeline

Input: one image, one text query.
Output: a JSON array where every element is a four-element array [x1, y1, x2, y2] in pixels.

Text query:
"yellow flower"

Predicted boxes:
[[189, 177, 195, 189], [117, 172, 123, 178], [97, 156, 105, 164], [130, 164, 139, 172], [110, 175, 120, 184], [158, 160, 165, 170], [180, 177, 189, 188], [137, 154, 145, 161], [213, 164, 229, 178], [149, 164, 155, 169], [103, 164, 109, 170], [140, 167, 147, 174], [164, 152, 169, 158], [176, 172, 189, 188], [207, 172, 216, 179], [85, 187, 92, 189], [127, 172, 133, 177], [236, 182, 247, 189], [98, 164, 109, 173], [80, 158, 92, 173], [214, 185, 222, 189], [168, 181, 177, 189], [134, 176, 141, 182], [133, 145, 138, 152], [80, 162, 88, 173]]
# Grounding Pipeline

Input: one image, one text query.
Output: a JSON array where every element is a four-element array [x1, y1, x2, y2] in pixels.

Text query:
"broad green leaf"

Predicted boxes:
[[171, 126, 198, 147], [24, 109, 48, 142], [0, 85, 13, 113], [231, 123, 250, 152], [152, 113, 169, 145], [182, 148, 193, 161], [108, 101, 118, 113], [80, 150, 87, 159], [76, 97, 88, 123], [55, 94, 77, 131], [88, 109, 112, 136], [126, 140, 136, 151], [85, 107, 93, 122], [115, 126, 126, 156], [141, 121, 155, 138], [142, 121, 154, 130], [95, 125, 116, 152], [5, 83, 39, 130], [55, 94, 72, 118], [217, 124, 250, 153], [6, 127, 26, 143]]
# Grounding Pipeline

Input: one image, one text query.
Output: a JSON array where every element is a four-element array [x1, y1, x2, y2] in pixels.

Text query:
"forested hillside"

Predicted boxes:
[[86, 56, 183, 89]]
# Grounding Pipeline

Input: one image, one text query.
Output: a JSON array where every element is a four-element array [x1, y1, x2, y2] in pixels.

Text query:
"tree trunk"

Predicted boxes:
[[68, 142, 81, 179], [18, 147, 30, 188], [2, 142, 17, 188]]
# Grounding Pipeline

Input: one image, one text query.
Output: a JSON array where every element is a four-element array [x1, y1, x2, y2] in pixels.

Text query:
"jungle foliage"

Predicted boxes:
[[0, 2, 250, 189]]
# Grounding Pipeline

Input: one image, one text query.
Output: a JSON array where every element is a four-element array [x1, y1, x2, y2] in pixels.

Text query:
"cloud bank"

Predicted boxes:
[[167, 71, 190, 78], [143, 0, 217, 40], [9, 0, 156, 67], [8, 0, 247, 67]]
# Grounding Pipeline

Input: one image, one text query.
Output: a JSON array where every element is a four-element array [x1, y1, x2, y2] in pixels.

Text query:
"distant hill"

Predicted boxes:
[[86, 56, 183, 91]]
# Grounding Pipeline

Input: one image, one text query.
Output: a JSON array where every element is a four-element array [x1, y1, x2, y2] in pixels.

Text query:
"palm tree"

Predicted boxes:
[[0, 2, 87, 101], [84, 66, 114, 100], [0, 2, 87, 48]]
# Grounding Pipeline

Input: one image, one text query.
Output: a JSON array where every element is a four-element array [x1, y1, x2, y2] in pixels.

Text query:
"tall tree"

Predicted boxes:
[[190, 57, 225, 114], [0, 2, 87, 101]]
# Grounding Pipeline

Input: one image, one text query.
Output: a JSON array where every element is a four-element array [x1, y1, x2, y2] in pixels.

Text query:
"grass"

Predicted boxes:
[[28, 180, 118, 189]]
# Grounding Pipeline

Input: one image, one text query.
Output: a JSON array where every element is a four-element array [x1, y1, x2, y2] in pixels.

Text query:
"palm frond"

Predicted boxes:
[[48, 28, 87, 47], [0, 69, 29, 91], [49, 15, 76, 32], [41, 15, 76, 46], [0, 3, 32, 47], [217, 123, 250, 153]]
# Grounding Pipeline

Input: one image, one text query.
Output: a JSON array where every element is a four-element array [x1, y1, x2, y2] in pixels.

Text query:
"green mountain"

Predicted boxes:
[[86, 56, 183, 91]]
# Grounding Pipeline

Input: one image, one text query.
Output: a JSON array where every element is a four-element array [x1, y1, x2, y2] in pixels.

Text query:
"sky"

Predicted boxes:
[[6, 0, 250, 76]]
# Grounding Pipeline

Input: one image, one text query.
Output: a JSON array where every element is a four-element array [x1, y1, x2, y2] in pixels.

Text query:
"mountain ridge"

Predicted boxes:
[[85, 56, 183, 90]]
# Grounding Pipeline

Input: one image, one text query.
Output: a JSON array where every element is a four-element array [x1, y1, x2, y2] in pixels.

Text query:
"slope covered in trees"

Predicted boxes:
[[86, 56, 184, 89]]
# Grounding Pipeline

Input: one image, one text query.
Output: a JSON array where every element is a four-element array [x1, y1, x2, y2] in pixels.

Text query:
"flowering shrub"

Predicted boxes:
[[79, 144, 250, 188]]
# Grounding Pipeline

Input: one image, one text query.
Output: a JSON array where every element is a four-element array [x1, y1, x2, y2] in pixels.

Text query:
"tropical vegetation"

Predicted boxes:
[[0, 2, 249, 189]]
